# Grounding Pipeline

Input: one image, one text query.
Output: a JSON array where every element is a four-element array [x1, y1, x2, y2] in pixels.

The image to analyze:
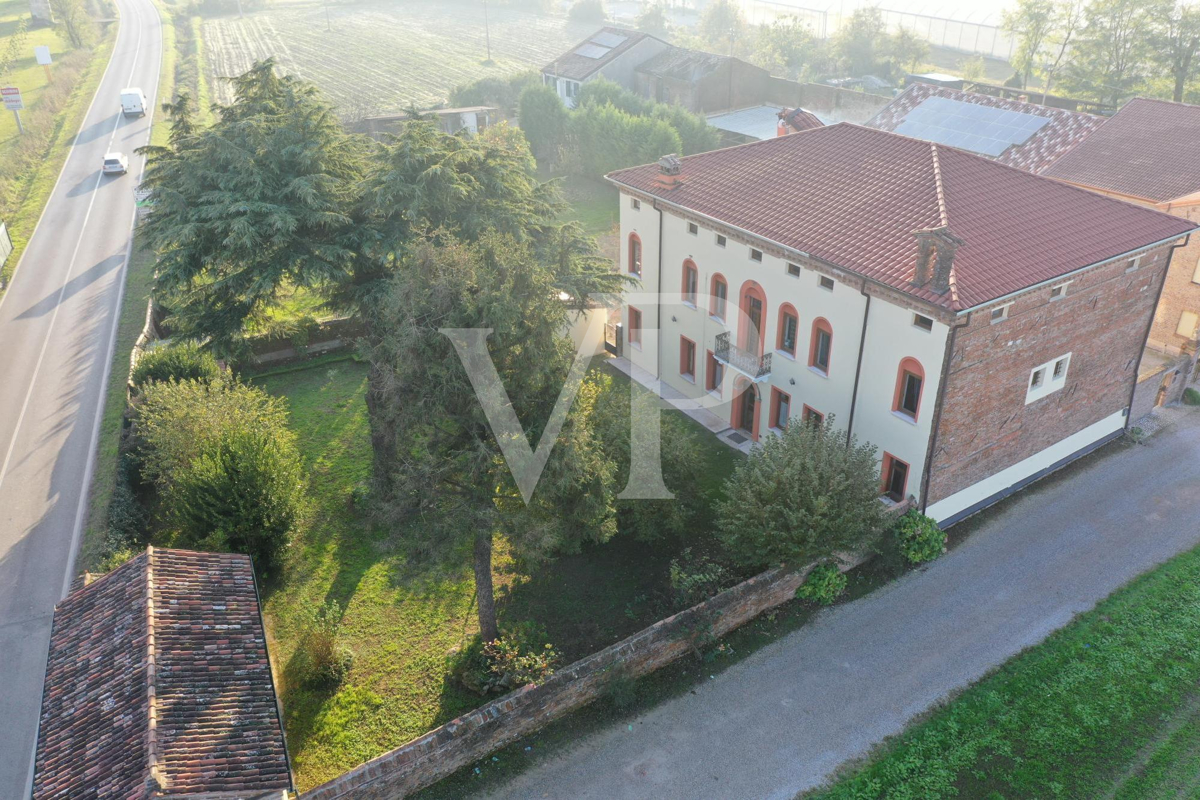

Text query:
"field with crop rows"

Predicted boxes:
[[202, 0, 596, 112]]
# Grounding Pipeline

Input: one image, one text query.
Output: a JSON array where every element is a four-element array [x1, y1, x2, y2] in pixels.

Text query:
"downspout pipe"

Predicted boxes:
[[920, 313, 970, 514], [1125, 233, 1192, 426], [844, 282, 871, 445]]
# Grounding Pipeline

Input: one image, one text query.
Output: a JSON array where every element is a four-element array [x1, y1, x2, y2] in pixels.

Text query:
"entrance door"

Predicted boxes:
[[744, 295, 763, 354], [739, 387, 757, 432]]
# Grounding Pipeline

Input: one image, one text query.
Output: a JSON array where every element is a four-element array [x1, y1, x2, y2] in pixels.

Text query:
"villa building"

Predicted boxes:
[[607, 124, 1194, 525]]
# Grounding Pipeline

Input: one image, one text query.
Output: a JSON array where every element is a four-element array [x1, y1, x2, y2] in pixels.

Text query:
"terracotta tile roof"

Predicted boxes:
[[607, 123, 1196, 311], [778, 107, 824, 134], [867, 83, 1104, 174], [1041, 97, 1200, 203], [542, 26, 659, 82], [32, 548, 292, 799]]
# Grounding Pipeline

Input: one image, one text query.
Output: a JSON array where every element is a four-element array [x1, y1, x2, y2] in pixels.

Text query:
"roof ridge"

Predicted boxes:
[[929, 142, 950, 228], [144, 546, 162, 794]]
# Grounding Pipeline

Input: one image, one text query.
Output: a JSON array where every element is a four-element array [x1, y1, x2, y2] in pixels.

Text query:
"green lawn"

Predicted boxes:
[[253, 358, 740, 791], [813, 542, 1200, 799], [559, 174, 619, 238]]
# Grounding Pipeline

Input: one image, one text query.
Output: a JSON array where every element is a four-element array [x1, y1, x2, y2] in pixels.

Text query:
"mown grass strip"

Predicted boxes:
[[813, 543, 1200, 799]]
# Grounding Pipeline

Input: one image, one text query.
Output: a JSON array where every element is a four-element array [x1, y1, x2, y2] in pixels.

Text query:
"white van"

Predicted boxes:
[[120, 88, 146, 117]]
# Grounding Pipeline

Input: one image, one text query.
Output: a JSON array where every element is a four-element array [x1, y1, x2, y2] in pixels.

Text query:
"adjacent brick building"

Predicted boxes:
[[31, 547, 292, 799], [608, 124, 1194, 525]]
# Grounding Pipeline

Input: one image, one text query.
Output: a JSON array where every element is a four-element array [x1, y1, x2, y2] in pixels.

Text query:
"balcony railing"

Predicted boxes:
[[714, 331, 772, 381]]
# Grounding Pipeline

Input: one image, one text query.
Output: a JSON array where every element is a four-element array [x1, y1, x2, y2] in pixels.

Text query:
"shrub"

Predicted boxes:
[[796, 562, 847, 605], [455, 623, 558, 695], [893, 510, 946, 564], [518, 84, 570, 167], [669, 548, 730, 608], [450, 71, 539, 116], [715, 417, 888, 571], [130, 341, 220, 391], [298, 600, 353, 689], [568, 0, 606, 23], [1184, 387, 1200, 406]]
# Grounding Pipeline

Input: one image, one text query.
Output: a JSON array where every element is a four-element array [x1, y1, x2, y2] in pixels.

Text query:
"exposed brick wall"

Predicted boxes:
[[927, 243, 1174, 505], [1148, 205, 1200, 354], [301, 563, 828, 800]]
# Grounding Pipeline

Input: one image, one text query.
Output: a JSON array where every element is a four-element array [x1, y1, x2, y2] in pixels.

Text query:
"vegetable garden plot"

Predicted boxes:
[[202, 0, 596, 111]]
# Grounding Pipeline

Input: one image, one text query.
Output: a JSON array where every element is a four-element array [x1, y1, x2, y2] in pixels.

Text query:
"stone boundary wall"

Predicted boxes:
[[765, 79, 892, 124], [303, 559, 839, 800]]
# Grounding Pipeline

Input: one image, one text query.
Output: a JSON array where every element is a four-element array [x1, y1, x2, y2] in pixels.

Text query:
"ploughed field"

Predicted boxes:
[[202, 0, 595, 111]]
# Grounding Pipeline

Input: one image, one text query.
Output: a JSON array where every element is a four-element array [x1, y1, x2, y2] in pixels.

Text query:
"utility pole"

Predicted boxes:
[[483, 0, 492, 63]]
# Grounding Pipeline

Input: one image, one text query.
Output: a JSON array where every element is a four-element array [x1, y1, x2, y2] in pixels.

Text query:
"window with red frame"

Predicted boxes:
[[770, 388, 791, 429], [628, 306, 642, 347], [895, 365, 923, 419], [710, 274, 728, 318], [706, 350, 724, 393], [802, 405, 823, 425], [810, 319, 832, 373], [778, 306, 799, 356], [882, 453, 909, 502], [682, 261, 698, 305], [628, 234, 642, 276], [680, 336, 696, 380]]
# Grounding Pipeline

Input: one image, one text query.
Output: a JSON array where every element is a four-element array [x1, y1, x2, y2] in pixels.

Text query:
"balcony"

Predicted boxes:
[[714, 331, 772, 381]]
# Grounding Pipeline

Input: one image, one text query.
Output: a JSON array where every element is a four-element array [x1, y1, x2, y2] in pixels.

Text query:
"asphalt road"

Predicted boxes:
[[0, 0, 161, 792], [486, 408, 1200, 800]]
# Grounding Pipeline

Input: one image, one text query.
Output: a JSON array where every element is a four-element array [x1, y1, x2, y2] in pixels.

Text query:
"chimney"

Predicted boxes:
[[652, 153, 684, 191], [912, 227, 964, 295]]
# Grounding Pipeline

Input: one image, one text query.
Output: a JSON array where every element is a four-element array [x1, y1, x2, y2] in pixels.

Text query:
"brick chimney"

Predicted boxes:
[[912, 226, 964, 294], [652, 154, 684, 191]]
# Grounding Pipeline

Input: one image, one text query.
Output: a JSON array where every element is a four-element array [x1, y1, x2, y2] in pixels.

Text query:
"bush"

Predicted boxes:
[[568, 101, 682, 178], [576, 78, 720, 155], [1184, 387, 1200, 406], [796, 562, 847, 605], [568, 0, 606, 23], [455, 623, 558, 695], [298, 600, 354, 689], [669, 548, 730, 608], [450, 71, 539, 116], [130, 341, 221, 391], [893, 510, 946, 564], [518, 84, 570, 166]]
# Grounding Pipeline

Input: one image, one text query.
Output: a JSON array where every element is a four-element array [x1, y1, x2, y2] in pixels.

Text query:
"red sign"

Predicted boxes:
[[1, 87, 23, 111]]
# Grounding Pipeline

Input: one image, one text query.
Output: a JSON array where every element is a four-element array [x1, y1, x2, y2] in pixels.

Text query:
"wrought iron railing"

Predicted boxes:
[[714, 331, 771, 380]]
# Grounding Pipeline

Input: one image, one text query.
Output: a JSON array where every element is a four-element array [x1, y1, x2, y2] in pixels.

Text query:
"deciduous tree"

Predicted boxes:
[[1003, 0, 1057, 89]]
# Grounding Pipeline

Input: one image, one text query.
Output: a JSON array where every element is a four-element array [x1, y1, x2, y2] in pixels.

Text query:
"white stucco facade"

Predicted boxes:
[[618, 192, 949, 506]]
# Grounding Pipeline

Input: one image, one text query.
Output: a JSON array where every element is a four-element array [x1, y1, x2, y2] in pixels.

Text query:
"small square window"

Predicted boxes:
[[1125, 257, 1139, 273], [1030, 368, 1045, 389], [1053, 358, 1067, 379], [630, 197, 641, 210], [819, 275, 835, 291], [687, 222, 699, 235], [913, 314, 933, 331], [990, 305, 1009, 323], [1050, 284, 1067, 300], [787, 263, 801, 278], [716, 234, 727, 247], [750, 248, 763, 262]]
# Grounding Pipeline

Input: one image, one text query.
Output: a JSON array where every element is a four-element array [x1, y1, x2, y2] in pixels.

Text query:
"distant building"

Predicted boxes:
[[32, 547, 292, 799], [541, 27, 670, 108], [906, 72, 965, 91], [634, 47, 770, 113], [356, 106, 497, 140], [608, 124, 1194, 525]]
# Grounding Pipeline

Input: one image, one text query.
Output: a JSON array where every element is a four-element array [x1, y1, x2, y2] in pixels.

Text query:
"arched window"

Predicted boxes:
[[809, 317, 832, 374], [738, 281, 768, 356], [893, 357, 925, 420], [710, 273, 728, 319], [777, 303, 799, 356], [628, 233, 642, 277], [681, 259, 698, 306]]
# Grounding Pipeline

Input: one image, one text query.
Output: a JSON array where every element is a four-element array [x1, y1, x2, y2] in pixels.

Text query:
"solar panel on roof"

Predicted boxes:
[[894, 96, 1051, 157], [575, 43, 613, 59], [590, 31, 628, 48]]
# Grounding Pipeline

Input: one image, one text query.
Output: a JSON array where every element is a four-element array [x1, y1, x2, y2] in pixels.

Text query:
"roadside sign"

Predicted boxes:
[[133, 186, 153, 206], [34, 46, 50, 66], [2, 87, 23, 111], [0, 222, 12, 268]]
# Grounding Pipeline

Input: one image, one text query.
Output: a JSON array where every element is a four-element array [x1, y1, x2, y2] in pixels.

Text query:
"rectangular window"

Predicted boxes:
[[819, 275, 835, 291], [899, 372, 922, 417], [1030, 368, 1044, 389], [1050, 283, 1068, 300], [780, 312, 798, 355], [716, 234, 727, 247], [1192, 258, 1200, 285], [883, 454, 909, 502], [814, 329, 831, 372], [680, 337, 696, 380], [706, 351, 724, 393], [990, 304, 1010, 324], [803, 405, 823, 425], [683, 264, 698, 306], [787, 263, 802, 278], [1026, 352, 1070, 404], [1178, 311, 1200, 339], [629, 236, 642, 276], [1053, 357, 1067, 378], [630, 197, 641, 210], [913, 313, 933, 331], [771, 388, 791, 430], [750, 248, 763, 262], [687, 222, 699, 235], [628, 306, 642, 347], [1125, 256, 1139, 273], [712, 279, 728, 319]]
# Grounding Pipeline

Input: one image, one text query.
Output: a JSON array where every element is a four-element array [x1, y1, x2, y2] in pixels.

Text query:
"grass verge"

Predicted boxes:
[[811, 541, 1200, 799]]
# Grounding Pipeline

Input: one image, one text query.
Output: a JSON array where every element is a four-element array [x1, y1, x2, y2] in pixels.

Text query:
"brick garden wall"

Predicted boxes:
[[301, 562, 826, 800], [927, 243, 1174, 505], [764, 79, 891, 124]]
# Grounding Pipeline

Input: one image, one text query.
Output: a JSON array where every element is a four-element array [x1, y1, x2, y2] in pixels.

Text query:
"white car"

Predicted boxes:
[[102, 152, 129, 175]]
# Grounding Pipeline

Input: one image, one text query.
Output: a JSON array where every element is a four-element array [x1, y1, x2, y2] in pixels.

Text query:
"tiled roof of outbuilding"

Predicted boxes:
[[1041, 97, 1200, 203], [32, 547, 292, 799], [607, 123, 1196, 311], [867, 83, 1104, 174]]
